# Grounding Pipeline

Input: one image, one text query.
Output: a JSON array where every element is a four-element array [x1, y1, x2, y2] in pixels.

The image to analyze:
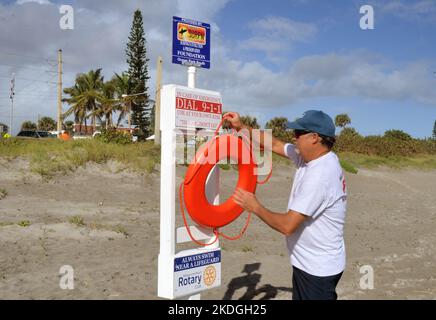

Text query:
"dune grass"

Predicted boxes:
[[1, 138, 435, 178], [337, 152, 436, 170], [271, 151, 436, 173], [0, 138, 160, 178]]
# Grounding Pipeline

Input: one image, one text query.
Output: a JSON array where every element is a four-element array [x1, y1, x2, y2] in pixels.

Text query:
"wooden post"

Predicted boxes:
[[57, 49, 63, 134], [154, 56, 163, 145]]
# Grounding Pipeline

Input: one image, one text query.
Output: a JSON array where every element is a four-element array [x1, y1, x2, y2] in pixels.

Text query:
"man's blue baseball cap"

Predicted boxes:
[[286, 110, 336, 138]]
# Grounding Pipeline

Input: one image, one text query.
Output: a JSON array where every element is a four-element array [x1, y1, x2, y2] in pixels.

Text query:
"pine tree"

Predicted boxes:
[[433, 120, 436, 139], [126, 10, 151, 139]]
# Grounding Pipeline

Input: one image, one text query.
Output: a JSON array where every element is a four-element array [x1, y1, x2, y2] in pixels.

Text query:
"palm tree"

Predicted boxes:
[[63, 82, 87, 134], [265, 117, 292, 141], [240, 115, 260, 129], [63, 82, 90, 133], [335, 114, 351, 129], [79, 69, 104, 132], [221, 113, 260, 130], [94, 80, 119, 129], [113, 72, 134, 129], [63, 69, 104, 134]]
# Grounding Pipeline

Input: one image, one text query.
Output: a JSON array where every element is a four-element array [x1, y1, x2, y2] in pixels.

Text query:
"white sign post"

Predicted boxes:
[[157, 82, 223, 300]]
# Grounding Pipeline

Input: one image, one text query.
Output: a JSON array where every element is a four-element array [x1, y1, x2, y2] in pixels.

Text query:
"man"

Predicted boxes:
[[224, 110, 347, 300]]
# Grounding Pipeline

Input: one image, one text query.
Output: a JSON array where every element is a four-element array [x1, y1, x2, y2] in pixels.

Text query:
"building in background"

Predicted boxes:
[[0, 123, 9, 135]]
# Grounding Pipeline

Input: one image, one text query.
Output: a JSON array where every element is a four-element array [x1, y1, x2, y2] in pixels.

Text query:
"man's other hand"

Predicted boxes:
[[223, 112, 245, 131]]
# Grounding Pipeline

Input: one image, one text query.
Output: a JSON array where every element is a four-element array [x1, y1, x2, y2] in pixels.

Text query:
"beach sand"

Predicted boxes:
[[0, 158, 435, 299]]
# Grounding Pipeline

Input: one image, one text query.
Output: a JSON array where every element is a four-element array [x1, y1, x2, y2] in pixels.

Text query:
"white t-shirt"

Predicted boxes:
[[284, 143, 347, 277]]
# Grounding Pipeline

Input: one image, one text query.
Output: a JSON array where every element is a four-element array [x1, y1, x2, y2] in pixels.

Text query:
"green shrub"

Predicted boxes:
[[384, 129, 412, 141], [334, 127, 436, 157], [339, 127, 361, 138], [334, 127, 363, 154], [96, 128, 132, 145]]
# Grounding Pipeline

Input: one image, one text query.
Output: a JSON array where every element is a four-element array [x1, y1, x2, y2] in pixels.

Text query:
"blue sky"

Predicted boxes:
[[0, 0, 435, 137]]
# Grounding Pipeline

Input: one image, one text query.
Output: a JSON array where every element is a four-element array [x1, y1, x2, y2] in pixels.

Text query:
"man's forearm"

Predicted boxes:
[[239, 124, 281, 152], [252, 204, 292, 236]]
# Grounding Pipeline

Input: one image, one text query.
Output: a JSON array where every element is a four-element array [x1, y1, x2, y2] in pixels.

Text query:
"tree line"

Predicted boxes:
[[19, 110, 436, 148], [62, 10, 153, 140], [234, 113, 435, 141]]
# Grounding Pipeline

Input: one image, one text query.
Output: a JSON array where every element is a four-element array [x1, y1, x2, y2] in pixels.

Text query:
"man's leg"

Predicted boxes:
[[292, 266, 343, 300]]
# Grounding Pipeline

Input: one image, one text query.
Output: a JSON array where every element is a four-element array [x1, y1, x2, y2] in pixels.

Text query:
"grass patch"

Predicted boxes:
[[0, 188, 7, 200], [2, 138, 435, 179], [88, 222, 129, 237], [69, 215, 85, 227], [339, 159, 358, 174], [242, 245, 253, 253], [0, 222, 14, 227], [113, 225, 129, 237], [0, 138, 160, 178], [17, 220, 31, 227], [338, 152, 436, 170]]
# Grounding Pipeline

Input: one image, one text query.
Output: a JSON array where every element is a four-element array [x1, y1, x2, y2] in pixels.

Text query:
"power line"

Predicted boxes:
[[0, 94, 57, 98], [0, 75, 57, 84], [0, 115, 44, 119], [0, 51, 57, 63], [12, 73, 59, 96], [0, 63, 57, 73]]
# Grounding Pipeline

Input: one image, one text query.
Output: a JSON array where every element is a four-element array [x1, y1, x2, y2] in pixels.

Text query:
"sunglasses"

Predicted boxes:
[[294, 130, 314, 138]]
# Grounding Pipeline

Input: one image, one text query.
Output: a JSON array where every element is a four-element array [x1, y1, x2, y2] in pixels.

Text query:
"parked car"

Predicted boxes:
[[72, 131, 101, 140], [16, 130, 57, 139]]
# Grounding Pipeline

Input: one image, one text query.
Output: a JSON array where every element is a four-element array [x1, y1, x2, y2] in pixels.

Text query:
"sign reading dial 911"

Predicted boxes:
[[175, 87, 222, 130], [172, 16, 211, 69]]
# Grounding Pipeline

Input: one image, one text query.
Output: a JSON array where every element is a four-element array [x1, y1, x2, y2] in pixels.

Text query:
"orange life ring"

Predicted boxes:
[[183, 133, 257, 228]]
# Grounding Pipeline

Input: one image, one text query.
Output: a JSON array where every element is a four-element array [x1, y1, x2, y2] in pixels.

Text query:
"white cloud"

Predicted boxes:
[[249, 16, 317, 42], [176, 0, 232, 23], [204, 51, 436, 118], [1, 0, 435, 134], [16, 0, 51, 5], [239, 16, 317, 62], [375, 0, 436, 23]]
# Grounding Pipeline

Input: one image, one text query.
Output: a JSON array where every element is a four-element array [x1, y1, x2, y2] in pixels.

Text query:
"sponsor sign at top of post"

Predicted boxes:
[[172, 16, 211, 69]]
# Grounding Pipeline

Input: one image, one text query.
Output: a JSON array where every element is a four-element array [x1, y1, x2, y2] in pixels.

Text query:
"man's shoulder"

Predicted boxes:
[[305, 153, 341, 180], [313, 151, 341, 168]]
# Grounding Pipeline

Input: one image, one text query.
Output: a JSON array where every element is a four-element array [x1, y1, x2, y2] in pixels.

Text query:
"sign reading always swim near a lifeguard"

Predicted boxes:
[[175, 87, 222, 130], [172, 16, 211, 69], [173, 249, 221, 297]]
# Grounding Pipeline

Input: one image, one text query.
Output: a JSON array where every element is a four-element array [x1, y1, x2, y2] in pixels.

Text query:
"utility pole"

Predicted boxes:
[[9, 73, 15, 136], [57, 49, 63, 134], [154, 56, 163, 145], [128, 100, 132, 131]]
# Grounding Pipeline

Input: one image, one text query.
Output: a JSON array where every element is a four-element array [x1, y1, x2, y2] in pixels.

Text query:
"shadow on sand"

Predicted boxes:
[[223, 262, 292, 300]]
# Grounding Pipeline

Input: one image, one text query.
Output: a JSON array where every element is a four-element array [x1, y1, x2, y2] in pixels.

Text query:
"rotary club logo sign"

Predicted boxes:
[[203, 266, 216, 286]]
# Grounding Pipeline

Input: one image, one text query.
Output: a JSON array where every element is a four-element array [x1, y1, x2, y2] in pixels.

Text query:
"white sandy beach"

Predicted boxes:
[[0, 158, 435, 299]]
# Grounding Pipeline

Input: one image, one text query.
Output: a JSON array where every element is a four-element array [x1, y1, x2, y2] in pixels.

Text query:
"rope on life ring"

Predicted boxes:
[[178, 116, 273, 246]]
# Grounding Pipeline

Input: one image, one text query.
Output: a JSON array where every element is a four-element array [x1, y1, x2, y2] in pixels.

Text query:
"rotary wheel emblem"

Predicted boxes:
[[203, 266, 216, 286]]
